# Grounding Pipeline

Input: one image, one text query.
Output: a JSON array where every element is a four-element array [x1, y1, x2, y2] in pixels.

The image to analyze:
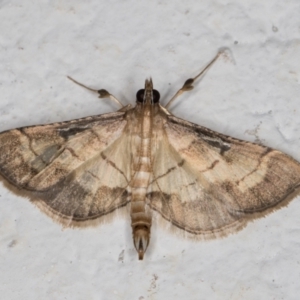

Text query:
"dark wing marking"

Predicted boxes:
[[148, 115, 300, 238]]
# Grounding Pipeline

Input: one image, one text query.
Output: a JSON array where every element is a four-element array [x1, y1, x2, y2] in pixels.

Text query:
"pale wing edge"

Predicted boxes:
[[0, 172, 132, 228], [147, 184, 300, 240], [0, 109, 131, 227], [148, 114, 300, 239]]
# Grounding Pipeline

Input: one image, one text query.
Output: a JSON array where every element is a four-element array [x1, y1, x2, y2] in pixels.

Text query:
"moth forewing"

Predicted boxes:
[[1, 51, 300, 260]]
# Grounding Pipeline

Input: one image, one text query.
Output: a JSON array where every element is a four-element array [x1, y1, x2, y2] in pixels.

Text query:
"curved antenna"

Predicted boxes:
[[67, 76, 124, 108], [165, 51, 223, 109]]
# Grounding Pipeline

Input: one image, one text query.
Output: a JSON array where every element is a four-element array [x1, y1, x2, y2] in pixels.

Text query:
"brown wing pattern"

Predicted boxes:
[[0, 111, 131, 225], [148, 115, 300, 238]]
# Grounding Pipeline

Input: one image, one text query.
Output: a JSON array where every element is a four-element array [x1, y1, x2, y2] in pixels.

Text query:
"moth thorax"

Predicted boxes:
[[133, 224, 151, 260]]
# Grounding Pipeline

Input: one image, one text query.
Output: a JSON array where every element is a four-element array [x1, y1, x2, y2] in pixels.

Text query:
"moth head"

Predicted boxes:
[[136, 78, 160, 104], [133, 225, 150, 260]]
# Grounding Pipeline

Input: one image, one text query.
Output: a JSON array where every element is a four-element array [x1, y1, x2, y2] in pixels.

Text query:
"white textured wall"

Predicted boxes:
[[0, 1, 300, 299]]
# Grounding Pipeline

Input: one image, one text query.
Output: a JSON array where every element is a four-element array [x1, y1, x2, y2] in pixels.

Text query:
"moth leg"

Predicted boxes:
[[67, 76, 124, 108], [165, 51, 223, 109]]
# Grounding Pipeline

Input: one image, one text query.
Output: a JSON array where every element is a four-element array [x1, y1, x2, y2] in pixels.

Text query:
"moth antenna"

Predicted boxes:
[[67, 76, 124, 108], [165, 51, 223, 109]]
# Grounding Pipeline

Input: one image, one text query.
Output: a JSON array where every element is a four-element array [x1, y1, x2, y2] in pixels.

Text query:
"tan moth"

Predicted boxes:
[[1, 51, 300, 260]]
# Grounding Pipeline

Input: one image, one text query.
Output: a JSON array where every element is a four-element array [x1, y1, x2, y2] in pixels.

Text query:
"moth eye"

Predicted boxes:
[[153, 89, 160, 103], [136, 89, 145, 103]]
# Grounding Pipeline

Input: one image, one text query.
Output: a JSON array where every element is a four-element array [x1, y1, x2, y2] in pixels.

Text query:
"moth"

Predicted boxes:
[[1, 52, 300, 260]]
